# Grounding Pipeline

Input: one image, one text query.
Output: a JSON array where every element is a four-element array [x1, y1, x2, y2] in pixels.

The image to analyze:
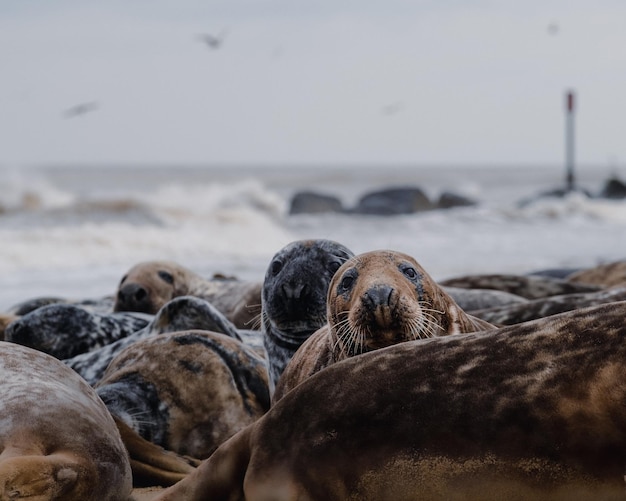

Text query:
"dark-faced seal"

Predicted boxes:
[[95, 330, 270, 460], [274, 249, 494, 400], [261, 239, 354, 390], [114, 260, 262, 329], [439, 273, 601, 299], [0, 341, 133, 500], [153, 301, 626, 501], [65, 295, 249, 386], [5, 304, 152, 359]]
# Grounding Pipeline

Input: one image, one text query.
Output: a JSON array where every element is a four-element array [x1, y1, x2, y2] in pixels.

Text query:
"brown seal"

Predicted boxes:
[[113, 260, 262, 329], [566, 260, 626, 288], [439, 273, 601, 299], [274, 250, 494, 400], [152, 301, 626, 501], [0, 341, 133, 500], [95, 330, 270, 460]]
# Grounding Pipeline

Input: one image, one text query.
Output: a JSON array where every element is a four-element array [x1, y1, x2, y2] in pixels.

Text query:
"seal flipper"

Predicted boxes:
[[113, 416, 200, 487], [0, 453, 90, 500], [152, 427, 251, 501]]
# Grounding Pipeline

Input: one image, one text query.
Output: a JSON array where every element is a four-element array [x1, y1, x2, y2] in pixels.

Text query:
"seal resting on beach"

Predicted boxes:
[[114, 260, 262, 329], [95, 330, 270, 459], [566, 259, 626, 288], [274, 249, 494, 400], [153, 301, 626, 501], [439, 273, 601, 299], [0, 341, 133, 500], [65, 295, 249, 386], [261, 239, 354, 390], [4, 304, 151, 359]]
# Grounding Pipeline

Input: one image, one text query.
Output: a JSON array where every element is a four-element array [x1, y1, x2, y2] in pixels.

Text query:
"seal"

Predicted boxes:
[[95, 330, 270, 460], [469, 286, 626, 325], [152, 301, 626, 501], [5, 304, 152, 359], [439, 273, 601, 299], [5, 295, 115, 316], [65, 295, 251, 386], [114, 260, 262, 329], [261, 239, 354, 390], [274, 249, 495, 400], [0, 341, 133, 500], [566, 259, 626, 288]]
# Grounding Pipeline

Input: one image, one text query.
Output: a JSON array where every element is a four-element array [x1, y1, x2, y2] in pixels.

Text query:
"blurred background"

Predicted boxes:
[[1, 0, 625, 309]]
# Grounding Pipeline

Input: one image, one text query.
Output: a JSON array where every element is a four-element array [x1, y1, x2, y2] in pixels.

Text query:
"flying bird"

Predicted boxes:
[[63, 101, 99, 119], [547, 21, 560, 35], [196, 30, 227, 50]]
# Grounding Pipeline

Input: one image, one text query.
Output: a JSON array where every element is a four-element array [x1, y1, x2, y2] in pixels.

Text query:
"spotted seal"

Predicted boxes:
[[469, 286, 626, 325], [261, 239, 354, 391], [114, 260, 262, 329], [566, 259, 626, 288], [439, 273, 601, 299], [65, 295, 250, 386], [0, 341, 133, 500], [274, 250, 495, 400], [4, 304, 152, 359], [95, 330, 270, 460], [153, 301, 626, 500]]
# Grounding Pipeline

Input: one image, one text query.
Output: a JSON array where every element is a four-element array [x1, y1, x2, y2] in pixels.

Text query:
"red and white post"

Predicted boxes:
[[565, 90, 576, 191]]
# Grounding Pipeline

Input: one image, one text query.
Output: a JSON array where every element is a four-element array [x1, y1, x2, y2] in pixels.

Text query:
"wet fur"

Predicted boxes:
[[274, 250, 494, 401], [153, 301, 626, 501], [65, 296, 245, 386], [261, 239, 354, 390], [114, 260, 262, 329], [5, 305, 151, 359], [96, 330, 270, 459]]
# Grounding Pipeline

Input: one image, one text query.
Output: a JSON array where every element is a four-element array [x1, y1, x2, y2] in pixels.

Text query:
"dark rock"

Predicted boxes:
[[599, 177, 626, 199], [352, 186, 432, 215], [436, 191, 477, 209], [289, 191, 344, 215]]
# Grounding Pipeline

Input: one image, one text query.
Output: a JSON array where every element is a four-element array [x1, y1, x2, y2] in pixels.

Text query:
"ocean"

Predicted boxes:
[[1, 163, 625, 312]]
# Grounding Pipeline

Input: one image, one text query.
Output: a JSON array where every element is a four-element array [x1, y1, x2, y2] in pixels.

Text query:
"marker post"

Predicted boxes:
[[565, 90, 576, 191]]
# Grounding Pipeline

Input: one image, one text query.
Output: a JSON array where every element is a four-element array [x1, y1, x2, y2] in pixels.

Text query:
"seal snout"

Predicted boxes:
[[363, 285, 394, 308], [115, 283, 150, 312], [281, 281, 309, 301]]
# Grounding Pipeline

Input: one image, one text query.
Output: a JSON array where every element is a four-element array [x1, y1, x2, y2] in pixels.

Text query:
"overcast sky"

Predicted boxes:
[[2, 1, 625, 167]]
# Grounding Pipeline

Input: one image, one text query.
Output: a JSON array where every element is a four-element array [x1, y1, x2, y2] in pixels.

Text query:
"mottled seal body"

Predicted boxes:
[[65, 296, 248, 386], [5, 304, 151, 359], [153, 302, 626, 501], [439, 273, 601, 299], [0, 342, 132, 500], [274, 250, 494, 400], [114, 260, 262, 329], [470, 286, 626, 325], [96, 330, 270, 459], [566, 259, 626, 288], [261, 239, 354, 390]]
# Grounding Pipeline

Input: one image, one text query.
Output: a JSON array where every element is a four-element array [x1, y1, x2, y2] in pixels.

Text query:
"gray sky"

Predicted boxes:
[[2, 1, 625, 167]]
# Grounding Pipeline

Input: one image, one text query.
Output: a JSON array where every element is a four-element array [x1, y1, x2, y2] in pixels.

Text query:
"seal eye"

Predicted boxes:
[[271, 260, 283, 275], [119, 274, 128, 286], [158, 271, 174, 284], [340, 276, 354, 290], [403, 267, 418, 280]]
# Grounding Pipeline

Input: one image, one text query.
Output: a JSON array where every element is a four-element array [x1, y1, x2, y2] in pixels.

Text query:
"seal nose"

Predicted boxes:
[[115, 283, 149, 311], [281, 282, 309, 301], [364, 285, 394, 308]]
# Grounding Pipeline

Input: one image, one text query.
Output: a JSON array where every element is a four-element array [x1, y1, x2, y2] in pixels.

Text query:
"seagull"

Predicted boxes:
[[196, 30, 227, 50], [547, 21, 559, 35], [381, 101, 404, 116], [63, 101, 99, 119]]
